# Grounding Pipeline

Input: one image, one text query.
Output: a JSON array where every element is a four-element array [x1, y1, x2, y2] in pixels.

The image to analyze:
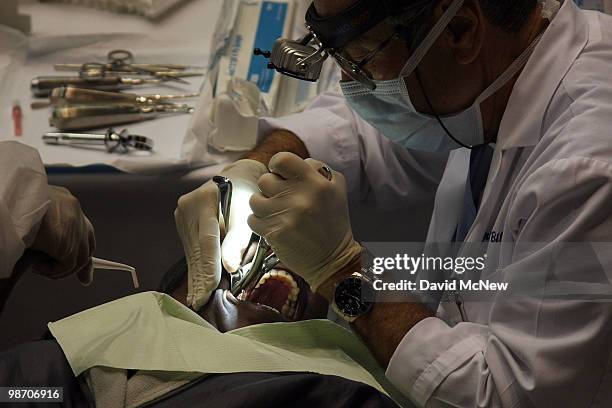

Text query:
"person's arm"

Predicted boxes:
[[245, 129, 309, 166], [317, 256, 433, 367], [0, 141, 49, 280], [258, 91, 447, 203], [324, 157, 612, 407], [0, 142, 95, 315]]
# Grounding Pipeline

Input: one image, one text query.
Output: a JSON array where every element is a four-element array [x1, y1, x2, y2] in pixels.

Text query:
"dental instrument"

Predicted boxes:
[[212, 176, 280, 297], [92, 257, 140, 288], [50, 86, 200, 107], [49, 103, 194, 131], [31, 76, 165, 97], [43, 128, 154, 153]]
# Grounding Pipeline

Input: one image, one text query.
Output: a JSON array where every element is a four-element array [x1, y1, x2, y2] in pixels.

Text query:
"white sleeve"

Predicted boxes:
[[0, 141, 50, 279], [258, 91, 448, 208], [386, 157, 612, 407]]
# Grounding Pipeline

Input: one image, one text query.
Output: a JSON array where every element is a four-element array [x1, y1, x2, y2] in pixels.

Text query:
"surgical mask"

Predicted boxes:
[[341, 0, 548, 153]]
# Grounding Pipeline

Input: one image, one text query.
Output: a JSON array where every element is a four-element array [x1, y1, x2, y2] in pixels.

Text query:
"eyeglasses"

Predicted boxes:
[[328, 31, 400, 90]]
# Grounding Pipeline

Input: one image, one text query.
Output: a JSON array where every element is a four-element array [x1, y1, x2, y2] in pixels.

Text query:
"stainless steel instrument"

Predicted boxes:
[[50, 103, 194, 131], [231, 239, 279, 296], [31, 76, 164, 97], [79, 50, 189, 84], [54, 63, 202, 71], [50, 86, 199, 106], [212, 176, 281, 297], [43, 128, 154, 153], [53, 50, 204, 85]]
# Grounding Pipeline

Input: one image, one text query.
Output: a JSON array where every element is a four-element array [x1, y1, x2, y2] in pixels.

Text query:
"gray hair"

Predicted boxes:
[[390, 0, 540, 49]]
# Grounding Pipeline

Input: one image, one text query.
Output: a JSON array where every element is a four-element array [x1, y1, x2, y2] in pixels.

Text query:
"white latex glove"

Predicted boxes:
[[30, 185, 96, 285], [247, 152, 362, 292], [175, 159, 268, 310]]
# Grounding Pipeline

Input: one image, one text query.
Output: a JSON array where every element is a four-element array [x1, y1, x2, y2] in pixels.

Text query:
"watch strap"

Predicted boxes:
[[359, 246, 378, 283]]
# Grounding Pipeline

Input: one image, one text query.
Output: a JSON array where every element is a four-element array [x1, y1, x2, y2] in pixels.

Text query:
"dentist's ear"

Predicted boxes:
[[438, 0, 485, 65]]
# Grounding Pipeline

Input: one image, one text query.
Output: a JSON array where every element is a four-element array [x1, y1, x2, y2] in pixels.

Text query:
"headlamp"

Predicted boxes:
[[253, 0, 431, 90]]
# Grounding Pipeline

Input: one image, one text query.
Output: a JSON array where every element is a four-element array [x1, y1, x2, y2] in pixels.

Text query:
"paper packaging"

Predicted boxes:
[[210, 0, 295, 152], [215, 0, 295, 114]]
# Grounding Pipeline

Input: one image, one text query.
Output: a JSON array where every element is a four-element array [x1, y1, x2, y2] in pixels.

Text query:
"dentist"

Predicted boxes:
[[177, 0, 612, 406]]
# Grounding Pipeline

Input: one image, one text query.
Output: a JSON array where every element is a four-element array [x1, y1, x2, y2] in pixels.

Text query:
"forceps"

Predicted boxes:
[[77, 50, 196, 84], [212, 177, 280, 297]]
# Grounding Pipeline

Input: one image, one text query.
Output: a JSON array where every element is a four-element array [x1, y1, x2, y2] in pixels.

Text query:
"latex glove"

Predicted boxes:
[[247, 153, 362, 292], [30, 185, 96, 284], [175, 159, 268, 310]]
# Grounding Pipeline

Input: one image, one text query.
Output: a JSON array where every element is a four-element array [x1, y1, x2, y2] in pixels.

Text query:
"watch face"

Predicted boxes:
[[334, 276, 373, 318]]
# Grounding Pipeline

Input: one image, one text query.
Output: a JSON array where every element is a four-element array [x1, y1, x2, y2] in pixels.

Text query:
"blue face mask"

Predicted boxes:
[[340, 0, 545, 153]]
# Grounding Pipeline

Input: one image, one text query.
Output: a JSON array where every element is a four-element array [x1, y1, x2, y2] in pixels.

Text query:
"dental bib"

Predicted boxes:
[[48, 292, 412, 407]]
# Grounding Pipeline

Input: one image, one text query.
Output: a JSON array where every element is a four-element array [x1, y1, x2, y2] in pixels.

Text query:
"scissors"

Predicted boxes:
[[79, 50, 191, 84]]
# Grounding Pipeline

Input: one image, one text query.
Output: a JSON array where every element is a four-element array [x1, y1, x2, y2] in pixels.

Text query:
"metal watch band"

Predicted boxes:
[[359, 246, 378, 283]]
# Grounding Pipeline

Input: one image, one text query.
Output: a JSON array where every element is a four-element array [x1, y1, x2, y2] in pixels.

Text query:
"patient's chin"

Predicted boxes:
[[242, 269, 306, 321]]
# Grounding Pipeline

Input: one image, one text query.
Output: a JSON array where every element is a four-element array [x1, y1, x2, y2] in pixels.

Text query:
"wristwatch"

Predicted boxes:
[[332, 249, 377, 323]]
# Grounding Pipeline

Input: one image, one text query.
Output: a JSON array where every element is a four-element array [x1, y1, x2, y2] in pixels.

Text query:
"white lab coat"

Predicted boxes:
[[260, 1, 612, 406], [0, 141, 49, 279]]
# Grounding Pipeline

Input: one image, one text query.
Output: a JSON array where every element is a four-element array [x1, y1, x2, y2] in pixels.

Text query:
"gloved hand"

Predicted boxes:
[[247, 152, 362, 292], [175, 159, 268, 310], [30, 185, 96, 284]]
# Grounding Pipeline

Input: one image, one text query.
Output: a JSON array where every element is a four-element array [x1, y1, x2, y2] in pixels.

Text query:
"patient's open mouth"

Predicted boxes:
[[244, 269, 301, 320]]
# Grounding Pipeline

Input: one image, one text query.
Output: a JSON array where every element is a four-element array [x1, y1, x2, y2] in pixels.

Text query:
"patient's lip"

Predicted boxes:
[[224, 289, 238, 303], [224, 289, 287, 319]]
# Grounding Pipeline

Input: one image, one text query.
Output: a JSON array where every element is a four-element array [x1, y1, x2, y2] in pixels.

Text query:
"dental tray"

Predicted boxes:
[[38, 0, 187, 19]]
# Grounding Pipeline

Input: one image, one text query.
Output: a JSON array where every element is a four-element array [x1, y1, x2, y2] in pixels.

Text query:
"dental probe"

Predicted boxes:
[[92, 257, 140, 289]]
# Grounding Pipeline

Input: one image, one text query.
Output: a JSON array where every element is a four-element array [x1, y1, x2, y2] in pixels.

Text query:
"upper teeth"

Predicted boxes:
[[253, 269, 300, 317]]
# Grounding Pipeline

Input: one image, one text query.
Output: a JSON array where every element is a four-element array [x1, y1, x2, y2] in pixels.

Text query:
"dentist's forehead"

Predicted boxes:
[[313, 0, 358, 18]]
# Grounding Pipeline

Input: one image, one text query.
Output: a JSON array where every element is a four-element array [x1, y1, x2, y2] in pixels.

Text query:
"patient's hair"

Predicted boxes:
[[157, 258, 188, 294]]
